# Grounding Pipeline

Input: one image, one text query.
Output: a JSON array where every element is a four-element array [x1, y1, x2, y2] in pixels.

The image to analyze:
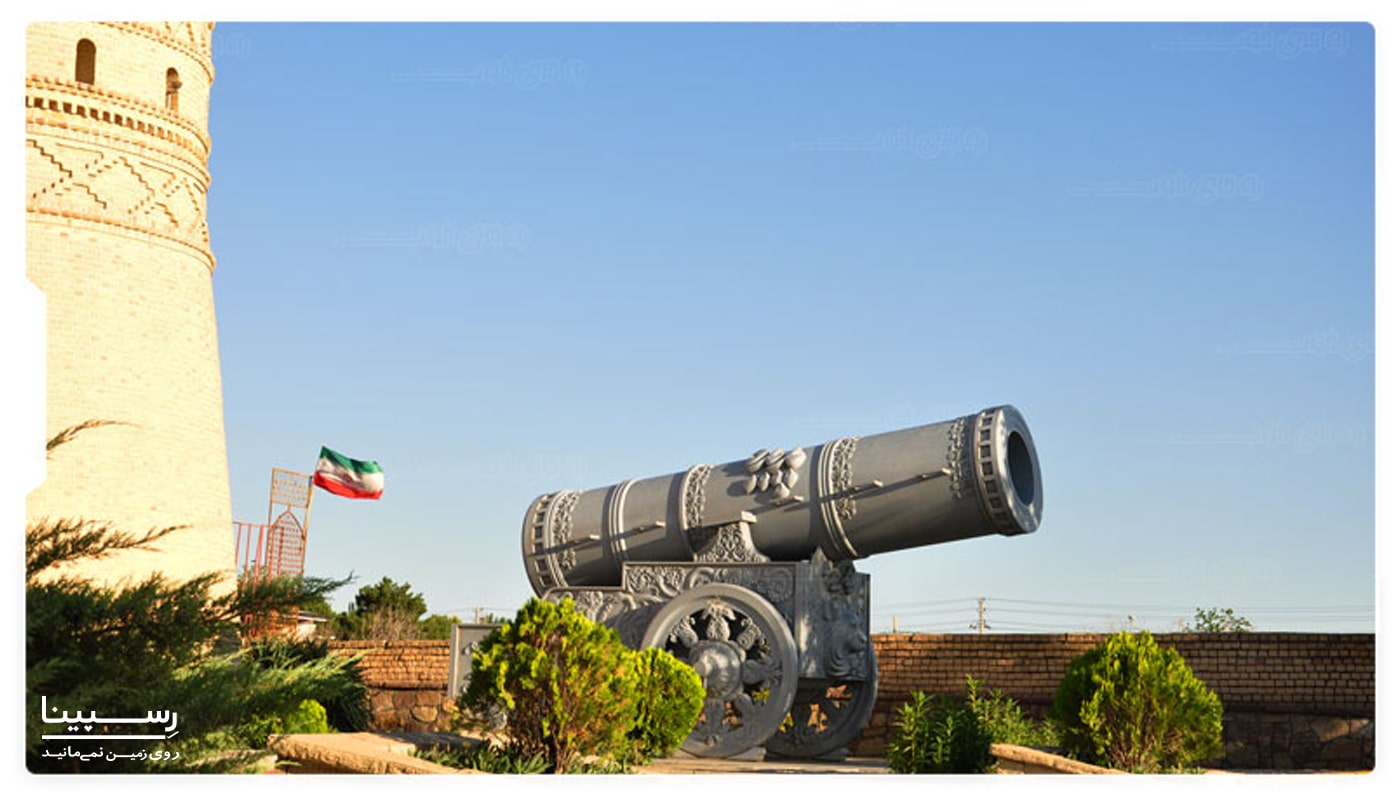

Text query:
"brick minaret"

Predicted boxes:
[[25, 22, 236, 591]]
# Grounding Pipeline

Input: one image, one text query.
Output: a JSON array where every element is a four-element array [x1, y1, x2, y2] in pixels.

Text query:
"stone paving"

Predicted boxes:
[[637, 755, 889, 775], [271, 732, 890, 775], [273, 732, 1364, 776]]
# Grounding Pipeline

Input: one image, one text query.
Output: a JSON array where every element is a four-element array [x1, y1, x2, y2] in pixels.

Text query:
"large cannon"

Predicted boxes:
[[521, 404, 1043, 760]]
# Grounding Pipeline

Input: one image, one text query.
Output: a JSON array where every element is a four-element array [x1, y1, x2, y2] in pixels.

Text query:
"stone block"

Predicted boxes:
[[1319, 737, 1362, 767], [1224, 742, 1259, 768], [1309, 716, 1350, 742], [410, 705, 439, 725]]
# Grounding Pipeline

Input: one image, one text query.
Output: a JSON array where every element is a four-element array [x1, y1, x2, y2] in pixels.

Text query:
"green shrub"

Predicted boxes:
[[235, 714, 283, 748], [965, 677, 1057, 748], [284, 698, 330, 734], [245, 638, 369, 733], [886, 689, 993, 774], [233, 698, 330, 747], [886, 677, 1053, 773], [625, 648, 704, 762], [1049, 630, 1223, 772], [461, 597, 640, 773]]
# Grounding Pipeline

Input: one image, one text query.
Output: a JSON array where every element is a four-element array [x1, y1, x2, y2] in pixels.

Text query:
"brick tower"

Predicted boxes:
[[25, 22, 236, 590]]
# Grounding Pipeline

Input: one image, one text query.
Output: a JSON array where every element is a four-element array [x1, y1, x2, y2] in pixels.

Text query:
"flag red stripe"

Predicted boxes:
[[313, 471, 383, 500]]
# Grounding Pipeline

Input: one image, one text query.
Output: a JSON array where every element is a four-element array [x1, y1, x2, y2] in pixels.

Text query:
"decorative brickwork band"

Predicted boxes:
[[25, 136, 212, 268]]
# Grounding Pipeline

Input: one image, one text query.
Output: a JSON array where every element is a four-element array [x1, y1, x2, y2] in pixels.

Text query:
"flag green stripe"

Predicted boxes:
[[319, 446, 382, 475]]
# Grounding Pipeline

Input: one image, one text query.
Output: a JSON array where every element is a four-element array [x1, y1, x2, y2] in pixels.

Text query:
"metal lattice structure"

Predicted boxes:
[[262, 510, 307, 578], [232, 468, 315, 639], [233, 469, 315, 581]]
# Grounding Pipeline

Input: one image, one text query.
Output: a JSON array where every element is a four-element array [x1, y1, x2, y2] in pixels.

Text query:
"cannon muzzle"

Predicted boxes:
[[523, 405, 1042, 596]]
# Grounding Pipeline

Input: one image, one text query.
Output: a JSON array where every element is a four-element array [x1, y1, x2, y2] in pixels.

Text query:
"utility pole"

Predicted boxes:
[[977, 597, 986, 634], [473, 607, 482, 624]]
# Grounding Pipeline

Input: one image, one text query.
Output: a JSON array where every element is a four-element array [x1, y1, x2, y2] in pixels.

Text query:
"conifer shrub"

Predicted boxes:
[[1049, 630, 1223, 772], [245, 637, 369, 733], [27, 420, 359, 773], [461, 597, 641, 773], [625, 647, 704, 762]]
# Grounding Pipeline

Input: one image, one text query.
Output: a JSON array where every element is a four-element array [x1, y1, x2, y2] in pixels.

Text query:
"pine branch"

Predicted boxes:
[[221, 572, 355, 624], [25, 518, 183, 580], [46, 419, 131, 455]]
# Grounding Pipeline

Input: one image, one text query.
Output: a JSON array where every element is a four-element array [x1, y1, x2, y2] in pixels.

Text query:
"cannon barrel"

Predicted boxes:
[[522, 405, 1042, 596]]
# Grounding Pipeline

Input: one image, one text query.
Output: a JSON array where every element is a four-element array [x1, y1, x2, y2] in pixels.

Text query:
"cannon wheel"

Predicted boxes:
[[641, 583, 799, 759], [764, 643, 879, 760]]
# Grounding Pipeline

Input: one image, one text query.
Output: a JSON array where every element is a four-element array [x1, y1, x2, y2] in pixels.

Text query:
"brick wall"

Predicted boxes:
[[332, 633, 1375, 770], [329, 640, 456, 733], [866, 633, 1373, 715], [853, 632, 1374, 770]]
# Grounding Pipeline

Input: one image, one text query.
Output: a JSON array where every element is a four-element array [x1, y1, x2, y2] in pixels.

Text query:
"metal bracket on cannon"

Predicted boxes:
[[687, 511, 768, 563]]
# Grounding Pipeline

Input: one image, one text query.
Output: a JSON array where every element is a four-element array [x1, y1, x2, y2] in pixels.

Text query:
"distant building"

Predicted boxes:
[[25, 22, 236, 591], [295, 611, 331, 641]]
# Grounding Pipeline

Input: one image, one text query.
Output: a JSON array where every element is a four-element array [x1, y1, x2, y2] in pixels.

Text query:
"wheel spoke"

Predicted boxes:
[[763, 643, 878, 760], [642, 584, 799, 758]]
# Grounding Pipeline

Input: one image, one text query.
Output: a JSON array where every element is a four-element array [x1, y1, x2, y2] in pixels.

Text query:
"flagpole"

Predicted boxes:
[[303, 464, 314, 561]]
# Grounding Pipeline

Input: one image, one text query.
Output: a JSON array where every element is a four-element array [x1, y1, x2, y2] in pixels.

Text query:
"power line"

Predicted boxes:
[[984, 597, 1371, 613], [872, 596, 1373, 635], [877, 597, 982, 610]]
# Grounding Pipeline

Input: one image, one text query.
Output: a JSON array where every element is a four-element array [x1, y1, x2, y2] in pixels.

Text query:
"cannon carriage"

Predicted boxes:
[[521, 405, 1043, 760]]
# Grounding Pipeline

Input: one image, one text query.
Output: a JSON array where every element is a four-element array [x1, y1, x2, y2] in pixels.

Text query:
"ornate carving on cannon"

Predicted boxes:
[[524, 405, 1043, 760], [641, 583, 799, 757]]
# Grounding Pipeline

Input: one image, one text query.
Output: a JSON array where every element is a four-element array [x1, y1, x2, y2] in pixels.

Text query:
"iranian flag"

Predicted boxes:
[[313, 446, 384, 500]]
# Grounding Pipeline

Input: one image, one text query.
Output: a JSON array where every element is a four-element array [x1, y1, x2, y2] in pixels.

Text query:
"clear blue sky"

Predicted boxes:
[[199, 21, 1375, 632]]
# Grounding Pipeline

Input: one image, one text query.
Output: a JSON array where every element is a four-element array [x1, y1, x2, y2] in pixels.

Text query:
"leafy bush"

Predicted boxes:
[[461, 597, 641, 773], [418, 613, 463, 640], [625, 647, 704, 762], [1190, 607, 1254, 633], [886, 676, 1054, 773], [234, 699, 330, 748], [886, 689, 993, 773], [284, 698, 330, 734], [1050, 630, 1223, 772], [965, 677, 1057, 748]]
